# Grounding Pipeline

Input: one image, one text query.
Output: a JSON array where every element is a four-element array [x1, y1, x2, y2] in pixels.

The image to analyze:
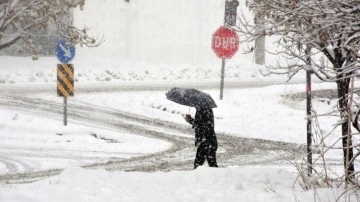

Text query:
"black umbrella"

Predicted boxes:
[[166, 87, 217, 109]]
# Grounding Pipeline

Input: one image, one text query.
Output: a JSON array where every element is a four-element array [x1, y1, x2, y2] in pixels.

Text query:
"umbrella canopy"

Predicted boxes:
[[166, 87, 217, 109]]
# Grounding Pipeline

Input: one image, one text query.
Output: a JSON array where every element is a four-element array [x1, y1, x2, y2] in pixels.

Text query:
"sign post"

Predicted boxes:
[[220, 59, 226, 100], [56, 39, 76, 126], [211, 26, 239, 99], [305, 47, 312, 175]]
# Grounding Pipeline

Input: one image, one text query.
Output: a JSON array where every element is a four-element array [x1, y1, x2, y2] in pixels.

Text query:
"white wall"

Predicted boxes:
[[74, 0, 252, 65]]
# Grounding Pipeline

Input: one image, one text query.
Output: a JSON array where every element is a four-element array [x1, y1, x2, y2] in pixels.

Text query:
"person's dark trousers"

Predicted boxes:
[[194, 141, 218, 169]]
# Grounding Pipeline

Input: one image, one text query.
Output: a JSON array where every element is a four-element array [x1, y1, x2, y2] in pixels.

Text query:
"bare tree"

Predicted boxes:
[[238, 0, 360, 183], [0, 0, 102, 58]]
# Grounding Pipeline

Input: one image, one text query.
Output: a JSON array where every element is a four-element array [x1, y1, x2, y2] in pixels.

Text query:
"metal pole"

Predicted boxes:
[[345, 76, 355, 186], [220, 0, 228, 100], [306, 71, 312, 175], [220, 58, 225, 100], [306, 47, 312, 175], [64, 97, 67, 126]]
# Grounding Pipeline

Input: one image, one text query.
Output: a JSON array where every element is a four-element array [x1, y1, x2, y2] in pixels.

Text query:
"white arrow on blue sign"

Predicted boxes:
[[56, 39, 76, 63]]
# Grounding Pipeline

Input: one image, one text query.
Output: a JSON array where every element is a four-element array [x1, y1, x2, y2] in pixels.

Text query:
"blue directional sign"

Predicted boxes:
[[56, 39, 76, 63]]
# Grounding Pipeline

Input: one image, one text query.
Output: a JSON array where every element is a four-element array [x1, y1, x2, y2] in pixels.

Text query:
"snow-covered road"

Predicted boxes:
[[0, 84, 304, 184]]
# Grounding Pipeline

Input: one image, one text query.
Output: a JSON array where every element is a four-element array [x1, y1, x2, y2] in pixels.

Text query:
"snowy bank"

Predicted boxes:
[[1, 166, 351, 202]]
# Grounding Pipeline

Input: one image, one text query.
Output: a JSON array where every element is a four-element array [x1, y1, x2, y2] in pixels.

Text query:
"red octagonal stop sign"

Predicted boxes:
[[211, 26, 239, 59]]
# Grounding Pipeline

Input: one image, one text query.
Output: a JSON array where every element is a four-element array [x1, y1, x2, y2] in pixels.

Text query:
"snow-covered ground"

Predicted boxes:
[[0, 55, 356, 201], [1, 166, 350, 202], [0, 0, 359, 201]]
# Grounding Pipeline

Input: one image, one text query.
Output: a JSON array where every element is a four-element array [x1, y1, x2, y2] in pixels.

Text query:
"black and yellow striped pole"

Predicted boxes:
[[57, 64, 74, 126]]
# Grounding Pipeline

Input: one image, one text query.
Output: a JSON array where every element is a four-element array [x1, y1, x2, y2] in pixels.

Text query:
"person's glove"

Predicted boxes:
[[184, 114, 192, 123]]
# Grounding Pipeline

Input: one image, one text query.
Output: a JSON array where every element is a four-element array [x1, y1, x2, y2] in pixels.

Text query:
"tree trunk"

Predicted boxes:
[[337, 78, 355, 181], [254, 11, 265, 65], [255, 35, 265, 65]]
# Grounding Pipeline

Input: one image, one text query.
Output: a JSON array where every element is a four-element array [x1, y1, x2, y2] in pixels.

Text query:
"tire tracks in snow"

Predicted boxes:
[[0, 95, 305, 184]]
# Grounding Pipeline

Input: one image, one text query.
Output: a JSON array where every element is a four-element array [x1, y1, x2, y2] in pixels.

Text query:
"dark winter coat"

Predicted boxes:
[[188, 108, 217, 147]]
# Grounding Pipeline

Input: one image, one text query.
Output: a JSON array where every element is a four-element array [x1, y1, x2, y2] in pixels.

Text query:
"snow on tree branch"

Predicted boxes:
[[239, 0, 360, 81], [0, 0, 102, 58]]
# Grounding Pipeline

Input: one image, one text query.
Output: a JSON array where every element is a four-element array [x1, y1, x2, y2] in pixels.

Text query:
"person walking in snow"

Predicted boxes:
[[184, 108, 218, 169]]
